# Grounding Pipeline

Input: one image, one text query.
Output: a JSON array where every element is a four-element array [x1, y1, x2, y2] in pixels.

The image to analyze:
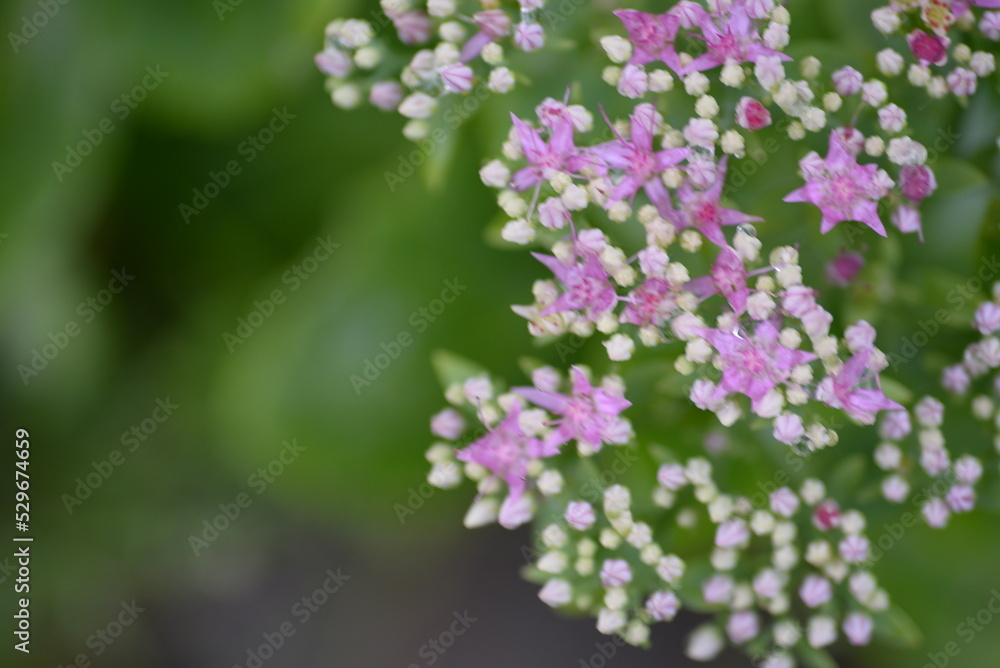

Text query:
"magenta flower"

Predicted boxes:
[[674, 157, 763, 247], [614, 9, 686, 74], [825, 249, 865, 287], [515, 366, 631, 451], [900, 165, 937, 203], [906, 29, 949, 66], [685, 3, 791, 73], [510, 114, 595, 190], [698, 321, 817, 412], [816, 349, 903, 424], [589, 103, 691, 210], [735, 96, 772, 131], [687, 248, 750, 314], [784, 131, 889, 236], [456, 402, 556, 500], [620, 278, 676, 327], [533, 246, 618, 322]]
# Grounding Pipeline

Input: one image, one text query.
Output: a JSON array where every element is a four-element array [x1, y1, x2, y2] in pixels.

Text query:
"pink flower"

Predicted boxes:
[[974, 302, 1000, 335], [674, 157, 764, 247], [685, 3, 791, 73], [813, 499, 840, 530], [947, 67, 978, 96], [784, 131, 889, 236], [431, 408, 466, 439], [753, 569, 784, 599], [839, 535, 870, 563], [831, 66, 863, 95], [942, 364, 970, 394], [773, 413, 805, 445], [617, 64, 648, 98], [726, 611, 760, 644], [715, 518, 750, 548], [915, 396, 944, 426], [538, 197, 571, 229], [509, 114, 596, 190], [565, 500, 596, 529], [735, 97, 772, 131], [440, 64, 474, 93], [891, 205, 924, 242], [614, 9, 685, 74], [515, 366, 631, 451], [843, 613, 874, 646], [982, 12, 1000, 40], [532, 246, 618, 322], [391, 11, 433, 45], [369, 81, 404, 110], [955, 456, 984, 485], [770, 487, 800, 517], [945, 485, 976, 512], [687, 247, 750, 314], [315, 48, 353, 77], [816, 349, 903, 424], [657, 463, 688, 490], [825, 249, 865, 287], [589, 103, 690, 210], [514, 22, 545, 51], [698, 321, 817, 412], [878, 410, 912, 441], [704, 574, 734, 603], [922, 497, 950, 527], [600, 559, 633, 587], [799, 575, 833, 608], [456, 402, 556, 501], [646, 591, 680, 621], [907, 29, 949, 66], [620, 279, 676, 327], [900, 165, 937, 203]]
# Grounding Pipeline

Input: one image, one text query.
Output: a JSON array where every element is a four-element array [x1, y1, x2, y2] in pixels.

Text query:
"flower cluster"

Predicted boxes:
[[873, 400, 983, 527], [319, 0, 1000, 664], [427, 367, 632, 529], [596, 0, 951, 241], [315, 0, 554, 140], [871, 0, 999, 100]]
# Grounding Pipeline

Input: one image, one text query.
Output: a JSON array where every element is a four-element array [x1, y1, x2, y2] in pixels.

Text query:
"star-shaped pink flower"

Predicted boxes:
[[509, 113, 595, 190], [614, 9, 686, 74], [685, 2, 791, 73], [784, 131, 890, 236], [673, 157, 763, 247], [534, 245, 618, 323], [699, 321, 817, 412], [515, 366, 631, 451], [589, 103, 690, 211], [816, 349, 903, 424], [456, 402, 557, 500]]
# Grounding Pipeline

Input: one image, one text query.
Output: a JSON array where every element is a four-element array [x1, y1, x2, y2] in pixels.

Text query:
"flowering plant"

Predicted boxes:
[[319, 0, 1000, 664]]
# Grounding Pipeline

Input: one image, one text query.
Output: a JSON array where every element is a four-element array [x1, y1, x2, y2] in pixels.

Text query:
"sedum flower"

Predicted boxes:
[[784, 131, 890, 236], [515, 366, 632, 451]]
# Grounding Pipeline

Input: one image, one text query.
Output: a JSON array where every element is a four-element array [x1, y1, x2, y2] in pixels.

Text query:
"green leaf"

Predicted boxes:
[[431, 349, 490, 390], [874, 604, 924, 648]]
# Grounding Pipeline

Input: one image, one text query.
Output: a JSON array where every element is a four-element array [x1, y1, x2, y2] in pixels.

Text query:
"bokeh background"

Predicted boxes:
[[2, 0, 1000, 666]]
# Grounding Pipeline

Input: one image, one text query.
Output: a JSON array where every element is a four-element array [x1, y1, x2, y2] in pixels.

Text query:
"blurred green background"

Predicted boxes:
[[1, 0, 1000, 666]]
